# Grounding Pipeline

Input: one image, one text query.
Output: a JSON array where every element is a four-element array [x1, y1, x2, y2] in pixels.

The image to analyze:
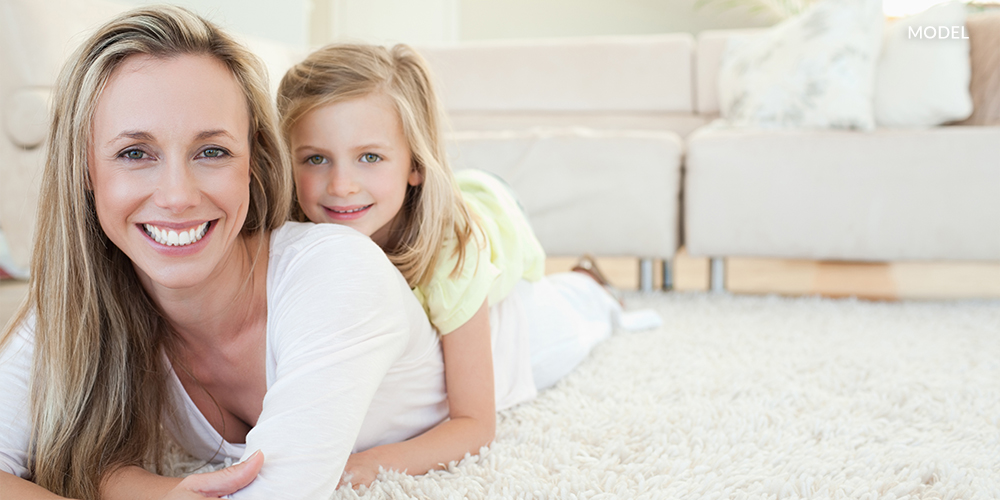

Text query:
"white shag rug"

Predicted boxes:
[[334, 293, 1000, 500]]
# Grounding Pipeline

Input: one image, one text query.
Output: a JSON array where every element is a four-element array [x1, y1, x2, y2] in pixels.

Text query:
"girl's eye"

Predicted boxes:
[[201, 148, 227, 158], [360, 153, 381, 163], [122, 149, 147, 160], [306, 155, 326, 165]]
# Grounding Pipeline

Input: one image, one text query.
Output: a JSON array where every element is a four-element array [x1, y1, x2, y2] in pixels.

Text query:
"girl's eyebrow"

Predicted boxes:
[[354, 142, 392, 151]]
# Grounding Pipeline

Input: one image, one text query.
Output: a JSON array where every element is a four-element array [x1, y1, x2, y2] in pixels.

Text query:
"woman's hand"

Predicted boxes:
[[338, 450, 381, 489], [162, 451, 264, 499]]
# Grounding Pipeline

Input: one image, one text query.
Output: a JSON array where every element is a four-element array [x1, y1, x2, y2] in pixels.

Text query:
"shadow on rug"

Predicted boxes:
[[339, 293, 1000, 500]]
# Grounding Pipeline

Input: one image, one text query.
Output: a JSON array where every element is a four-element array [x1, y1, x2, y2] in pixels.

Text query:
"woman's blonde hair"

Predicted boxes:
[[277, 43, 474, 288], [0, 6, 290, 499]]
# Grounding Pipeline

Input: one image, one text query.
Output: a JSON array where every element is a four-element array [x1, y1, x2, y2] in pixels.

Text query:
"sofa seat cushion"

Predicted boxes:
[[447, 128, 683, 258], [685, 125, 1000, 261]]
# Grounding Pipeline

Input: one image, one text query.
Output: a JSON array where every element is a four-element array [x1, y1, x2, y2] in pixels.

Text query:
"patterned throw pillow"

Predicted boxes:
[[717, 0, 885, 130], [954, 10, 1000, 126]]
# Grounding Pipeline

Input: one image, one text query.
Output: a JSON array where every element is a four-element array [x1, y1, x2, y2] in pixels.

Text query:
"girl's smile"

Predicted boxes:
[[322, 204, 373, 220]]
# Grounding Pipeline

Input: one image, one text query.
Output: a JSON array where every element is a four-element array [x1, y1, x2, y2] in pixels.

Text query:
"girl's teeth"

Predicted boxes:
[[144, 222, 209, 247]]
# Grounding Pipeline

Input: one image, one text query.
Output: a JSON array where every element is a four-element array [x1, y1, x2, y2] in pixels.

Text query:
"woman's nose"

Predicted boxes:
[[327, 167, 359, 198], [154, 158, 200, 213]]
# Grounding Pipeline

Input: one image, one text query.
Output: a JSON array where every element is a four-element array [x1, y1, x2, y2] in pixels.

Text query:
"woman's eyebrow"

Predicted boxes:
[[107, 130, 154, 146], [195, 129, 236, 141]]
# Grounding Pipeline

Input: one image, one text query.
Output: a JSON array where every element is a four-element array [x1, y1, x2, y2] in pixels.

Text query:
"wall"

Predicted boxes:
[[457, 0, 775, 41], [119, 0, 311, 45], [310, 0, 776, 46]]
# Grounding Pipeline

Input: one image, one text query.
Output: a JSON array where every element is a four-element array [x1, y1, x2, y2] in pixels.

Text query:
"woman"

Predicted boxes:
[[0, 6, 448, 499]]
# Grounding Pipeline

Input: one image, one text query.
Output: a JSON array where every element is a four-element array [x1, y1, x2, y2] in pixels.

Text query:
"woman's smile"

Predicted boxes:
[[140, 221, 213, 247]]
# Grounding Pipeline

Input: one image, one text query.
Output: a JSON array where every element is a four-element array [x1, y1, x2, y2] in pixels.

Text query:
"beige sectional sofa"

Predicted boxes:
[[420, 31, 999, 291], [2, 3, 997, 293]]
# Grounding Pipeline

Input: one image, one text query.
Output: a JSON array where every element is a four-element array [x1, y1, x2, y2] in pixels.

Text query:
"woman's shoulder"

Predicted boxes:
[[271, 221, 375, 253], [267, 221, 403, 292]]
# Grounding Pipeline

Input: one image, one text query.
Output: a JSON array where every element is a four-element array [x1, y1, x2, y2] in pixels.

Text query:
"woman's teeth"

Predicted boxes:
[[144, 222, 210, 247]]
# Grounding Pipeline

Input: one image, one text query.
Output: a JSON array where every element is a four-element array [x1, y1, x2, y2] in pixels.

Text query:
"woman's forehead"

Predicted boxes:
[[94, 53, 250, 143]]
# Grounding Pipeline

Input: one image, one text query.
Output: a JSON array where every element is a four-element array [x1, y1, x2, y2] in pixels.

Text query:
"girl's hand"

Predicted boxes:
[[163, 451, 264, 499], [338, 450, 381, 489]]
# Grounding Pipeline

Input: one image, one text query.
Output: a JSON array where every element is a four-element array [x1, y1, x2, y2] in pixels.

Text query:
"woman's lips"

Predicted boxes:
[[138, 220, 215, 251], [323, 204, 372, 221]]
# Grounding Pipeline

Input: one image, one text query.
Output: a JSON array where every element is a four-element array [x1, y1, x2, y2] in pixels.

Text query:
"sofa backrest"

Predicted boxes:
[[694, 29, 764, 116], [417, 34, 695, 115]]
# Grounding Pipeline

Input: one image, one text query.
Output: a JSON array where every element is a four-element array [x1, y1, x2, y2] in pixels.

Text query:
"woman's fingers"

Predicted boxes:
[[177, 450, 263, 498]]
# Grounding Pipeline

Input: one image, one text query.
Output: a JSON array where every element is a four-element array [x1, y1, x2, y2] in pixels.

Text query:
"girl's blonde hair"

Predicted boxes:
[[277, 43, 474, 288], [0, 6, 290, 499]]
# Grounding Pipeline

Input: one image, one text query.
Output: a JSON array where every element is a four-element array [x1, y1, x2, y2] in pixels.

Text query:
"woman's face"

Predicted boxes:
[[89, 53, 252, 290]]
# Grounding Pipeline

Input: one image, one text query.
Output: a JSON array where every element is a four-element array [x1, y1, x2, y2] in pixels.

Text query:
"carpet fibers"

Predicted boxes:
[[337, 293, 1000, 500]]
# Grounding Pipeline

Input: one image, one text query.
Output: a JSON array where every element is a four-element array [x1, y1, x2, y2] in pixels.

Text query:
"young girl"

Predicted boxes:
[[277, 43, 626, 487]]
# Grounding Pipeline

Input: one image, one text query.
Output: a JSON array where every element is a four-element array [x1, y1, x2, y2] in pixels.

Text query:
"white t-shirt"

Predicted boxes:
[[0, 222, 449, 498]]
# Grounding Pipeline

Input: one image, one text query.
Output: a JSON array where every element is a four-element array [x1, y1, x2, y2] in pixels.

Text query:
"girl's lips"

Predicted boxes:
[[323, 204, 372, 221]]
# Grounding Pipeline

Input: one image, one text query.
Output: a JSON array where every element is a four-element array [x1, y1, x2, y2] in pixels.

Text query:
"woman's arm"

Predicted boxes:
[[341, 300, 496, 487], [1, 471, 74, 499], [225, 228, 414, 498], [1, 453, 261, 500], [100, 452, 262, 500]]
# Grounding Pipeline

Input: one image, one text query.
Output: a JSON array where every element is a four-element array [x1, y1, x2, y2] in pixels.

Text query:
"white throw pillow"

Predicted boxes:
[[874, 2, 972, 127], [717, 0, 884, 130]]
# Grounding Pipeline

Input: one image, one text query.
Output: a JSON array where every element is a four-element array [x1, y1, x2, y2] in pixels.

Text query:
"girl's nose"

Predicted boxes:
[[327, 166, 360, 198], [154, 157, 200, 213]]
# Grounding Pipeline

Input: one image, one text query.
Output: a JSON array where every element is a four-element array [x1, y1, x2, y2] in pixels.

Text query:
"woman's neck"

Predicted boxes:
[[141, 231, 270, 352]]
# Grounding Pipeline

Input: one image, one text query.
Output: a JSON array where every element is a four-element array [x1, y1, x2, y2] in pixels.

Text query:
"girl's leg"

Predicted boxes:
[[514, 272, 622, 391]]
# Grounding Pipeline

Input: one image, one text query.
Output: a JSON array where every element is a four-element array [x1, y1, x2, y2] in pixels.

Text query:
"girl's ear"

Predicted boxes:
[[408, 164, 423, 186]]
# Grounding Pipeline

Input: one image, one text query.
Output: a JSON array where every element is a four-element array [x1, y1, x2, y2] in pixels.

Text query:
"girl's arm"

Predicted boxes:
[[341, 300, 496, 487]]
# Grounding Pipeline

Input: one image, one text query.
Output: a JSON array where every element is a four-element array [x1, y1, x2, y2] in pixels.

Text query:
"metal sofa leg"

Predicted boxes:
[[639, 258, 654, 292], [710, 257, 726, 293], [661, 259, 673, 291]]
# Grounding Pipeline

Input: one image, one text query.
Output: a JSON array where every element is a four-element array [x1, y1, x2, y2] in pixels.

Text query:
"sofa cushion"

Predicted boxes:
[[447, 128, 683, 258], [874, 1, 972, 127], [955, 11, 1000, 126], [716, 0, 884, 130], [417, 35, 694, 114], [685, 125, 1000, 261], [446, 111, 710, 138]]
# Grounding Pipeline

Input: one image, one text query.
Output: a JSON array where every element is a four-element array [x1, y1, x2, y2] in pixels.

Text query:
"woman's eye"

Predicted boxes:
[[201, 148, 227, 158], [360, 153, 381, 163], [122, 149, 146, 160], [306, 155, 326, 165]]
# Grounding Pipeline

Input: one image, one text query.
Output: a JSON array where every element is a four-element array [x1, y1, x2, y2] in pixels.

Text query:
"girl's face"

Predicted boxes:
[[89, 53, 252, 291], [290, 92, 422, 247]]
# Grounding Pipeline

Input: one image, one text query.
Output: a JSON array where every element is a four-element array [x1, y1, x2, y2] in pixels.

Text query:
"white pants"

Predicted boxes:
[[489, 272, 621, 410]]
